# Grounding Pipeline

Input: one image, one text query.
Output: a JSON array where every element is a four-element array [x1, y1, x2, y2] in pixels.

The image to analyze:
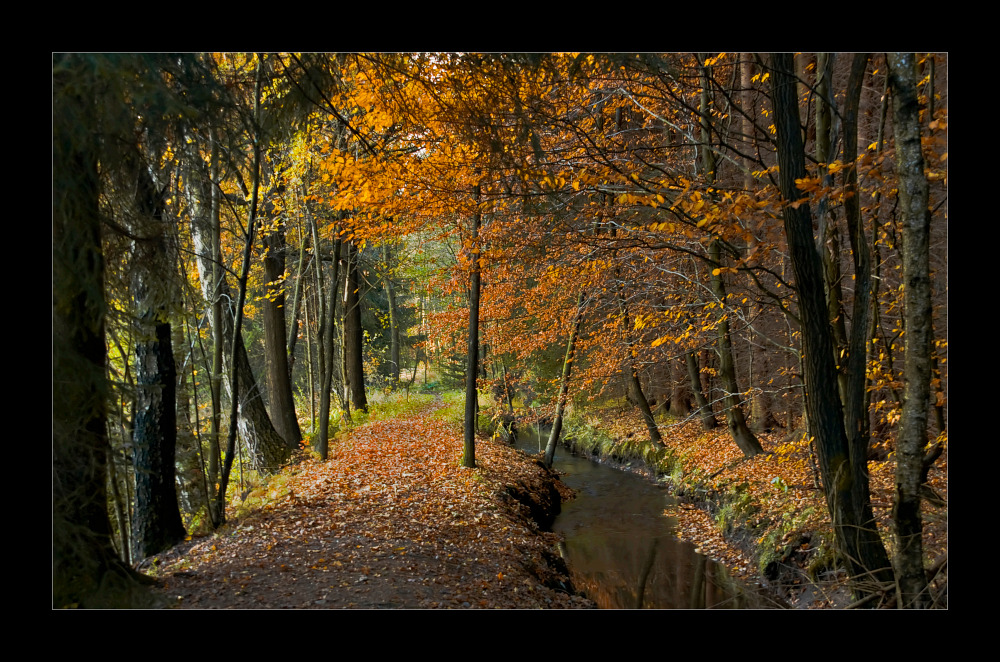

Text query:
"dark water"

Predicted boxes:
[[516, 427, 784, 609]]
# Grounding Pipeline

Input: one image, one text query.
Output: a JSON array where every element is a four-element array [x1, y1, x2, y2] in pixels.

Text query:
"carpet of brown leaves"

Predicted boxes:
[[152, 398, 594, 609]]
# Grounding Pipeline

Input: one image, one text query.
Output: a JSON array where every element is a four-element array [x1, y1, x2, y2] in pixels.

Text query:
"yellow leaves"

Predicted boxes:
[[651, 335, 671, 348], [795, 176, 822, 193]]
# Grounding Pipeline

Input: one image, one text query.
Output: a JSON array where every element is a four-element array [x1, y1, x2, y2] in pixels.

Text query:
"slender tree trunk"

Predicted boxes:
[[666, 354, 688, 417], [185, 154, 290, 499], [463, 183, 482, 468], [841, 53, 894, 589], [544, 293, 585, 467], [888, 52, 934, 608], [686, 352, 718, 430], [383, 241, 401, 388], [286, 219, 308, 380], [709, 242, 763, 457], [317, 236, 343, 461], [343, 240, 368, 413], [220, 58, 267, 510]]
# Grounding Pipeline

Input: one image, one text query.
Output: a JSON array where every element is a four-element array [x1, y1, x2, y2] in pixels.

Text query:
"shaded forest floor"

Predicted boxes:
[[151, 396, 593, 609], [563, 402, 948, 608]]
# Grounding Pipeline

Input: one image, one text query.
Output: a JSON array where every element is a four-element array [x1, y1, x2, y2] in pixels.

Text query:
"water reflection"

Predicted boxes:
[[516, 428, 783, 609]]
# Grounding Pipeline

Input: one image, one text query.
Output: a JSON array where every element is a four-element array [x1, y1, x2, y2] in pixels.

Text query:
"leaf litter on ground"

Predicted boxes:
[[153, 396, 593, 609]]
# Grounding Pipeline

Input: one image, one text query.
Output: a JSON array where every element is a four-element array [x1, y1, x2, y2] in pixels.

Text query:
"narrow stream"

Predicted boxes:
[[516, 426, 785, 609]]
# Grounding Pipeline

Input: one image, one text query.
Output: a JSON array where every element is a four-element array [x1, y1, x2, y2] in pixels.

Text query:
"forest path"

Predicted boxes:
[[154, 396, 592, 608]]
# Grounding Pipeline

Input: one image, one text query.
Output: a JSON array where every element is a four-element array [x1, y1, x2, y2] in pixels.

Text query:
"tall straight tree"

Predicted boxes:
[[463, 181, 483, 468], [261, 188, 303, 447], [342, 239, 368, 413], [888, 52, 934, 609], [769, 53, 892, 600]]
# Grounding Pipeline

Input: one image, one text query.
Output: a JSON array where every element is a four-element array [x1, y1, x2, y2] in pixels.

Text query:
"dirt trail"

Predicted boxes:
[[153, 398, 593, 608]]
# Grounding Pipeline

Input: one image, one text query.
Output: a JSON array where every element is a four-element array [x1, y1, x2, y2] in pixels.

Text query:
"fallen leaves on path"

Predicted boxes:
[[153, 398, 594, 609]]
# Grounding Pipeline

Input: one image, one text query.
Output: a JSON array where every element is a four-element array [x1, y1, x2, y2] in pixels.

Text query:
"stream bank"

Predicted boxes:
[[508, 401, 947, 609]]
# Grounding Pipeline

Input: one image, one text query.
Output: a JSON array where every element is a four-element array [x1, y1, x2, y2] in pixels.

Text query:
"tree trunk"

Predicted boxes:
[[343, 240, 368, 413], [770, 53, 892, 599], [262, 204, 302, 447], [463, 184, 482, 468], [668, 355, 690, 417], [317, 236, 343, 461], [709, 242, 763, 457], [686, 352, 718, 430], [53, 55, 148, 606], [383, 241, 401, 388], [128, 162, 185, 559], [544, 294, 585, 467], [841, 53, 894, 591], [888, 52, 934, 608], [186, 153, 292, 479]]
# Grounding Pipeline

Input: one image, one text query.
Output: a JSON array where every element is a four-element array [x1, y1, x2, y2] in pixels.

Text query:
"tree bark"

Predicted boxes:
[[383, 241, 401, 388], [262, 202, 302, 447], [463, 184, 482, 468], [544, 293, 585, 467], [888, 52, 934, 608], [317, 235, 343, 461], [342, 240, 368, 413], [53, 54, 148, 607], [185, 150, 292, 479], [769, 53, 892, 599], [841, 53, 894, 590], [128, 161, 186, 559], [709, 242, 763, 457], [686, 352, 718, 430]]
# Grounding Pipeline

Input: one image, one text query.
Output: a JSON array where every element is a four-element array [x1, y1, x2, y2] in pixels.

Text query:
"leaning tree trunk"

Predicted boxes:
[[544, 293, 585, 468], [888, 52, 934, 609]]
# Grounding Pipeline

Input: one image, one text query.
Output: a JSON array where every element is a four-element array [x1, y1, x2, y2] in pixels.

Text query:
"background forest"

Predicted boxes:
[[53, 53, 946, 608]]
